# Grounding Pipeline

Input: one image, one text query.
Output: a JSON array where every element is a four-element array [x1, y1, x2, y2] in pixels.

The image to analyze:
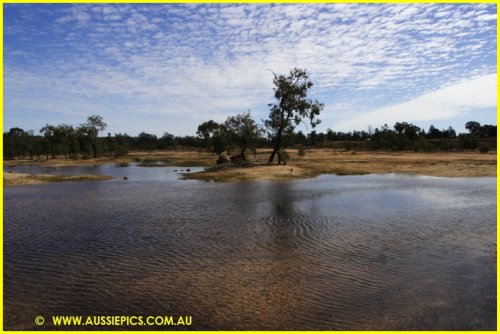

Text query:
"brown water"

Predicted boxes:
[[3, 165, 496, 330]]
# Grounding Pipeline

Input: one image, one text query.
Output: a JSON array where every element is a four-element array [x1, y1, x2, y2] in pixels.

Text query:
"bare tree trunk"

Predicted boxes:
[[93, 135, 97, 159], [269, 145, 278, 163], [240, 146, 247, 161]]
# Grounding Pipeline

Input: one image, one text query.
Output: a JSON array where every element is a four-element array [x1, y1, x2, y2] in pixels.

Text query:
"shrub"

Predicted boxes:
[[479, 145, 490, 153], [279, 150, 289, 165], [458, 135, 479, 150], [297, 145, 306, 157], [112, 145, 129, 157]]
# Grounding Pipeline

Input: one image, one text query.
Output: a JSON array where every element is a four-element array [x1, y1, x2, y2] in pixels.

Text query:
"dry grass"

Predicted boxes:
[[5, 149, 496, 182], [288, 149, 497, 178], [3, 172, 113, 187], [186, 164, 315, 182], [128, 150, 215, 167], [4, 150, 215, 168], [186, 149, 496, 181]]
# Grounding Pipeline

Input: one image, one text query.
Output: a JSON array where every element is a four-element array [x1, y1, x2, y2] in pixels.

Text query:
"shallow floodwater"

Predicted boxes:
[[4, 165, 496, 330]]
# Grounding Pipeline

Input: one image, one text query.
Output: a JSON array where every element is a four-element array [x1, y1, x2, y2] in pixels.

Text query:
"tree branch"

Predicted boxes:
[[266, 68, 278, 80]]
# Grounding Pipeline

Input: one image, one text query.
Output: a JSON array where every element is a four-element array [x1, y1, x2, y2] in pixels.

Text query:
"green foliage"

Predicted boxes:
[[3, 115, 497, 161], [465, 121, 481, 136], [159, 132, 175, 149], [458, 134, 479, 150], [196, 120, 221, 153], [479, 145, 490, 153], [212, 134, 227, 155], [465, 121, 496, 138], [137, 132, 158, 151], [394, 122, 420, 140], [111, 145, 129, 157], [413, 137, 433, 152], [223, 112, 263, 160], [79, 115, 107, 158], [266, 68, 324, 164], [297, 145, 306, 157], [368, 122, 466, 152]]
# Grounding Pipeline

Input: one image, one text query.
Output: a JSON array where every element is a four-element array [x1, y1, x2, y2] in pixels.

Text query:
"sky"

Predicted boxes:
[[3, 4, 497, 137]]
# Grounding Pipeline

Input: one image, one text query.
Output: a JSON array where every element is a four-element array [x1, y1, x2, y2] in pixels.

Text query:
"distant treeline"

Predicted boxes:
[[294, 121, 496, 153], [3, 114, 496, 161]]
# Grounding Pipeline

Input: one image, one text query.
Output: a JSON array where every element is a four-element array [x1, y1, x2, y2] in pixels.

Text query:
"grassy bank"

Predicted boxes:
[[288, 150, 496, 177], [4, 150, 215, 168], [4, 149, 496, 182], [185, 149, 496, 181], [185, 164, 316, 182], [4, 172, 113, 187]]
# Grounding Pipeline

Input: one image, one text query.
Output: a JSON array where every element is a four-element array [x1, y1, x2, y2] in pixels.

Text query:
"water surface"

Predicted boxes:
[[4, 165, 496, 330]]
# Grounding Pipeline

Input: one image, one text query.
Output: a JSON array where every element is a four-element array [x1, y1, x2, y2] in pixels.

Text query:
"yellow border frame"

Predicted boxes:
[[0, 1, 497, 333]]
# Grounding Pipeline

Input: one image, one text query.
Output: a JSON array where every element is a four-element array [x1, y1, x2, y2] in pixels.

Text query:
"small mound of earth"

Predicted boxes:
[[185, 163, 313, 182], [204, 160, 260, 172]]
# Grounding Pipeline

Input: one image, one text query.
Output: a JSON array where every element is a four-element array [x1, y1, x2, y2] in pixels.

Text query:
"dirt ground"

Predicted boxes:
[[4, 149, 496, 183], [3, 172, 113, 187], [286, 149, 496, 177], [185, 149, 496, 181]]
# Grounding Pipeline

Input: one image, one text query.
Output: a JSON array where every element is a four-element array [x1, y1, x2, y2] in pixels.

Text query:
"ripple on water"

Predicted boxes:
[[3, 171, 496, 330]]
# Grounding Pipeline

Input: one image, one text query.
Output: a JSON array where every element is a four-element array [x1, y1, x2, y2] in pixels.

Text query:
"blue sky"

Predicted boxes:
[[4, 4, 497, 136]]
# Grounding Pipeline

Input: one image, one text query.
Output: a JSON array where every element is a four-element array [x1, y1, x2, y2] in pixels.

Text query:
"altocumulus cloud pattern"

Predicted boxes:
[[3, 4, 497, 135]]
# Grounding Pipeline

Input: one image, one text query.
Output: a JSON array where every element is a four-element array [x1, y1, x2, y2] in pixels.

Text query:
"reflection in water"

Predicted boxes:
[[3, 168, 496, 330], [268, 181, 297, 256]]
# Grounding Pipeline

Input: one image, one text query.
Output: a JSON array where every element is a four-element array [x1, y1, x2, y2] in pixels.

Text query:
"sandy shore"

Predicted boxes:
[[185, 150, 496, 181], [3, 172, 113, 187], [4, 149, 496, 182]]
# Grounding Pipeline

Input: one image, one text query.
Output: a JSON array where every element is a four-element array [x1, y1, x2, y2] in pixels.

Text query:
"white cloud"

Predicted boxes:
[[476, 13, 497, 21], [333, 74, 497, 131], [3, 4, 498, 135]]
